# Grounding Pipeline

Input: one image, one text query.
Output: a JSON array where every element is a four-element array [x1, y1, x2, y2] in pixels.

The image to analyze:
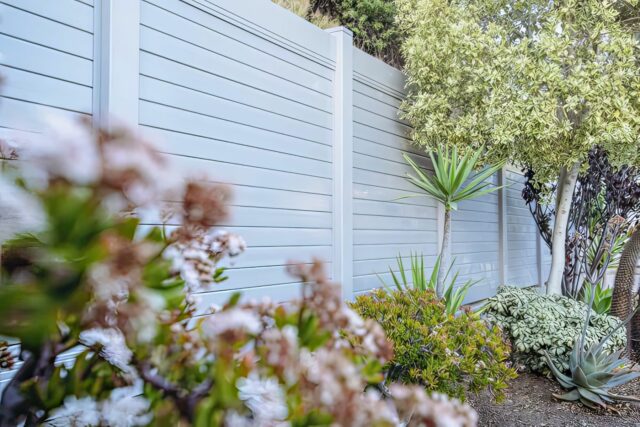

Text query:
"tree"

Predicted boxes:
[[397, 0, 640, 294], [523, 149, 640, 298], [403, 146, 503, 297]]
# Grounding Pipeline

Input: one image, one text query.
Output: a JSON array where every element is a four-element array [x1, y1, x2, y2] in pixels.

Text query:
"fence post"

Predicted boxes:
[[94, 0, 140, 128], [327, 27, 354, 300], [498, 167, 508, 285]]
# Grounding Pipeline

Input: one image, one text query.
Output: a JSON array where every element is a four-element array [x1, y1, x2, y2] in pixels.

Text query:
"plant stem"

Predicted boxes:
[[437, 209, 451, 298]]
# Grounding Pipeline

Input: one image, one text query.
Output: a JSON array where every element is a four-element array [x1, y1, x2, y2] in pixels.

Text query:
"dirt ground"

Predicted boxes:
[[468, 372, 640, 426]]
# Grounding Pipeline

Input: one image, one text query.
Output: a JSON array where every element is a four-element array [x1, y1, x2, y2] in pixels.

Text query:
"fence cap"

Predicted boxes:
[[325, 26, 353, 37]]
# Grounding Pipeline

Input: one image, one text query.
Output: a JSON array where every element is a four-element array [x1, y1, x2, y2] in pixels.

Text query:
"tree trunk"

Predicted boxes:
[[547, 162, 581, 295], [611, 227, 640, 359], [437, 209, 451, 298]]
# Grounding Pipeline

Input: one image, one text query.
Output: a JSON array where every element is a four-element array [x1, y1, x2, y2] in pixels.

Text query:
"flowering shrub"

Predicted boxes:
[[484, 286, 626, 373], [0, 119, 477, 426], [351, 288, 517, 402]]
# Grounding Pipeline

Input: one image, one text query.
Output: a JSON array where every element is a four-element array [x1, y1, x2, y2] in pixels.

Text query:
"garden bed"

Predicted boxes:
[[468, 372, 640, 426]]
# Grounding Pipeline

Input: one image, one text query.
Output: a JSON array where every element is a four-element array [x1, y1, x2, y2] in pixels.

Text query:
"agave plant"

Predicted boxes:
[[403, 146, 503, 297], [545, 295, 640, 409], [382, 253, 478, 315]]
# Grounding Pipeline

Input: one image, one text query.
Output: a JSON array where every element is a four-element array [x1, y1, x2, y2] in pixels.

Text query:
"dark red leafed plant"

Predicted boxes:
[[523, 147, 640, 298]]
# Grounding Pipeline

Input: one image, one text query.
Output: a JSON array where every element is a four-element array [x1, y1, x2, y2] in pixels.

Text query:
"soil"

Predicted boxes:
[[468, 371, 640, 426]]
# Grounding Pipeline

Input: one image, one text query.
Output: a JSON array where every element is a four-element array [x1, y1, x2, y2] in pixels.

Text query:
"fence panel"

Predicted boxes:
[[506, 169, 541, 286], [351, 49, 439, 296], [0, 0, 94, 134], [452, 176, 502, 301], [0, 0, 549, 394], [138, 0, 337, 309]]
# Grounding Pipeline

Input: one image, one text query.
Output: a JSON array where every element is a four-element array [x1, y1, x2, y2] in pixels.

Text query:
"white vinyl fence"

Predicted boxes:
[[0, 0, 551, 390], [0, 0, 550, 304]]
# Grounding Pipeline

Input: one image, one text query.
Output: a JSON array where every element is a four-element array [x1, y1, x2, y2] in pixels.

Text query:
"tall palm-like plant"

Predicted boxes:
[[403, 146, 504, 297]]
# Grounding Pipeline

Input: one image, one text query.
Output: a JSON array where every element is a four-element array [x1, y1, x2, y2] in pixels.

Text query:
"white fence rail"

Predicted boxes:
[[0, 0, 550, 389]]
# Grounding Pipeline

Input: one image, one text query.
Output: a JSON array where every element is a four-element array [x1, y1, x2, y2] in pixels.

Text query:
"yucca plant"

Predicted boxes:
[[581, 282, 613, 314], [385, 252, 434, 293], [403, 146, 504, 297], [545, 293, 640, 409], [382, 253, 479, 315]]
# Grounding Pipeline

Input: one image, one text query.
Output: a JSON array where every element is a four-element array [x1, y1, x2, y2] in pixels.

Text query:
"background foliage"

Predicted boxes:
[[397, 0, 640, 183], [271, 0, 340, 28], [311, 0, 402, 66], [273, 0, 402, 67]]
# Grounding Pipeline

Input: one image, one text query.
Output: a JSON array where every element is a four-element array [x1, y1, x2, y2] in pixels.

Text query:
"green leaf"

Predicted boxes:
[[553, 389, 580, 401]]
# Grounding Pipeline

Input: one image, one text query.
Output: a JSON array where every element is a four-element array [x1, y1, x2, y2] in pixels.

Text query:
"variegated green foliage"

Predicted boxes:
[[397, 0, 640, 186], [403, 146, 503, 212], [485, 287, 625, 373], [383, 253, 478, 315], [545, 300, 640, 409]]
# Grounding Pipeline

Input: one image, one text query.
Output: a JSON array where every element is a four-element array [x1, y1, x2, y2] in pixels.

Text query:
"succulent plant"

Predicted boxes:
[[545, 297, 640, 409]]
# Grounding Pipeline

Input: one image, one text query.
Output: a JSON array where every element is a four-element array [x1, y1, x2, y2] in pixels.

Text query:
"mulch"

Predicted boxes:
[[467, 371, 640, 426]]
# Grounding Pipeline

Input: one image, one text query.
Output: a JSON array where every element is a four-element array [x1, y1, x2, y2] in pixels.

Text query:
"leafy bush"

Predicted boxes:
[[383, 253, 477, 315], [0, 121, 478, 426], [275, 0, 403, 67], [271, 0, 339, 28], [484, 287, 626, 373], [351, 288, 517, 402], [308, 0, 402, 66]]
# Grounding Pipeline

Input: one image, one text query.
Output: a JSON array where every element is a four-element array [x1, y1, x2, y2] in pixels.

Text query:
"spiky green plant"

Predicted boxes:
[[545, 297, 640, 409], [403, 146, 503, 297], [581, 282, 613, 315], [382, 253, 478, 315]]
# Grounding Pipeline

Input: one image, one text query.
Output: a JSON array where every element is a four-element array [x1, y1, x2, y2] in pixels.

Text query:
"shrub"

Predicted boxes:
[[308, 0, 402, 66], [484, 287, 626, 373], [350, 288, 517, 402], [271, 0, 339, 29], [0, 120, 478, 426]]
